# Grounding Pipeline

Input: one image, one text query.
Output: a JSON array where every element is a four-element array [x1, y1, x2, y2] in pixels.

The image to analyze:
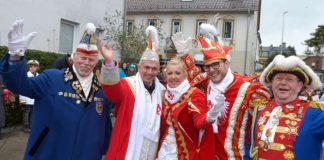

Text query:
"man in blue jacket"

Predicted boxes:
[[0, 19, 112, 160]]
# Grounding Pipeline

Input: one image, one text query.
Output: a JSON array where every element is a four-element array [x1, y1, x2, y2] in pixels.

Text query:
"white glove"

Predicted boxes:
[[171, 32, 191, 57], [8, 19, 37, 56], [206, 94, 227, 123]]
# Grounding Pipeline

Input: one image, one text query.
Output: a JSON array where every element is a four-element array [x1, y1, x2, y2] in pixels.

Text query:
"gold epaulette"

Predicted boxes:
[[309, 101, 324, 111], [252, 98, 268, 108]]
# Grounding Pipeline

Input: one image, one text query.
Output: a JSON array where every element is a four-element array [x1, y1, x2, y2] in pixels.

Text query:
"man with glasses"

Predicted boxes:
[[245, 55, 324, 160], [171, 23, 271, 160]]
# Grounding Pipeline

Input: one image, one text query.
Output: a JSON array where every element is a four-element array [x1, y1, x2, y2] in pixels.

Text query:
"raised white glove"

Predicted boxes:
[[8, 19, 37, 56], [171, 32, 191, 57], [206, 94, 227, 123]]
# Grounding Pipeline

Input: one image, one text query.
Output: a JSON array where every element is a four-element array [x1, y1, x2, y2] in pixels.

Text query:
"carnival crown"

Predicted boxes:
[[197, 23, 229, 65], [76, 23, 98, 56], [141, 26, 159, 62]]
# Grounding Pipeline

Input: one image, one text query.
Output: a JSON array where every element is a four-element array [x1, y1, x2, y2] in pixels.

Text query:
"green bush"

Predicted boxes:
[[4, 95, 22, 127], [0, 46, 63, 72]]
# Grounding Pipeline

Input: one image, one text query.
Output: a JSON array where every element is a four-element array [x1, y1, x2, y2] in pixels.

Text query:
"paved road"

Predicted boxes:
[[0, 125, 28, 160], [0, 123, 323, 160]]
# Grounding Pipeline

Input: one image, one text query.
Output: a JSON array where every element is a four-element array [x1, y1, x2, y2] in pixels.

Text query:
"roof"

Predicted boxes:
[[127, 0, 260, 13]]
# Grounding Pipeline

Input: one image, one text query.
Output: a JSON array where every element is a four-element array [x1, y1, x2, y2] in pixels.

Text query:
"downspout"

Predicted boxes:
[[244, 9, 251, 74], [123, 0, 128, 33]]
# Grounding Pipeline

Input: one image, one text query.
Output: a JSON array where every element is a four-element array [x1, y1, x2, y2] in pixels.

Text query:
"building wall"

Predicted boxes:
[[0, 0, 125, 53], [127, 12, 259, 74], [304, 56, 324, 70]]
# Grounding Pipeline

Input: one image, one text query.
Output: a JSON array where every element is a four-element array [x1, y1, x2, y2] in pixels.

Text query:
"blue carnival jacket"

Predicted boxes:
[[0, 54, 112, 160]]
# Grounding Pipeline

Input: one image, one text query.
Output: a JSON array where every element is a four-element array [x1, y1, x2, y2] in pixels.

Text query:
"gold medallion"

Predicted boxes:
[[96, 98, 103, 115]]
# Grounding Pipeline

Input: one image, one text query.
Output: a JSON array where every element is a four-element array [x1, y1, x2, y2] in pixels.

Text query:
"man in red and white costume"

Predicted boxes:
[[172, 23, 271, 159], [98, 26, 165, 160]]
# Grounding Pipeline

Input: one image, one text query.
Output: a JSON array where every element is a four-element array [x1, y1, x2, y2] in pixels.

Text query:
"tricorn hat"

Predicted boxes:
[[260, 55, 322, 90]]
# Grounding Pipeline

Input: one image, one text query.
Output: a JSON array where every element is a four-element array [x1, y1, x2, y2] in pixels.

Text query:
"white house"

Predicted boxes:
[[126, 0, 262, 74], [0, 0, 125, 54]]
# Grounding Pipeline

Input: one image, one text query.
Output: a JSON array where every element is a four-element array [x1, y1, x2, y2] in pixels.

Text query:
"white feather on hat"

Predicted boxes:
[[141, 26, 159, 62], [145, 26, 159, 50], [199, 23, 223, 45], [260, 54, 322, 90]]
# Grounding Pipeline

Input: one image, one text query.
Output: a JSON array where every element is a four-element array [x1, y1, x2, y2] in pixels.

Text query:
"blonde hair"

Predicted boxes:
[[166, 57, 187, 76]]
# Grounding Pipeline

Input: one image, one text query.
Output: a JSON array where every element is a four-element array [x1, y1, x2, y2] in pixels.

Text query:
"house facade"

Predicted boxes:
[[303, 55, 324, 81], [0, 0, 125, 54], [259, 42, 291, 68], [126, 0, 262, 74]]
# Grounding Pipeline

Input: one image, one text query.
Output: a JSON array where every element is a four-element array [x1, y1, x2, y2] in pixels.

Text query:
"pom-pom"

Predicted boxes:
[[85, 23, 96, 35]]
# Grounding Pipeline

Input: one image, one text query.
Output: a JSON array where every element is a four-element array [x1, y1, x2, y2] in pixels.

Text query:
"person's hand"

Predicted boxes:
[[8, 19, 37, 56], [171, 32, 191, 57], [206, 94, 227, 123], [97, 38, 113, 64]]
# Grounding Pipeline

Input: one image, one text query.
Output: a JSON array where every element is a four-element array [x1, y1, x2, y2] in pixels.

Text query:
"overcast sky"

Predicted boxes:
[[260, 0, 324, 55]]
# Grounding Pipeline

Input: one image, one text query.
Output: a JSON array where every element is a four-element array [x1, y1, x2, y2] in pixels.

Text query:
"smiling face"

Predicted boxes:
[[138, 60, 160, 86], [73, 53, 98, 77], [204, 60, 229, 84], [271, 73, 304, 105], [166, 61, 187, 88]]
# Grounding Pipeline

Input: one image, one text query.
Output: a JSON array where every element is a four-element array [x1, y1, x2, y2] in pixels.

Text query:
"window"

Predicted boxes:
[[126, 20, 134, 36], [95, 28, 104, 40], [148, 19, 157, 27], [260, 51, 269, 57], [59, 20, 77, 53], [196, 19, 207, 35], [223, 20, 234, 39], [171, 19, 182, 35]]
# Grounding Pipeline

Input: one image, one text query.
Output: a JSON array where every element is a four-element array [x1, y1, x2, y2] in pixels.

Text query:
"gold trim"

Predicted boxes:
[[124, 78, 135, 96], [265, 66, 310, 85], [258, 141, 286, 151], [99, 80, 120, 85], [187, 102, 201, 114], [309, 101, 324, 110], [203, 57, 226, 65]]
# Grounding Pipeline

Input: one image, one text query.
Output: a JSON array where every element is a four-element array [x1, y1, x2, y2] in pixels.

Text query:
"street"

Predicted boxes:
[[0, 125, 29, 160]]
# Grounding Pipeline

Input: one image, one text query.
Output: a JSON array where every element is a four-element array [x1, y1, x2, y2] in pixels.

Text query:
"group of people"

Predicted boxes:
[[0, 19, 323, 160], [120, 62, 137, 78]]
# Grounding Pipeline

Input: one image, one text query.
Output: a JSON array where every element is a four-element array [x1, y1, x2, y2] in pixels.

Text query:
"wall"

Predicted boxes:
[[0, 0, 125, 53]]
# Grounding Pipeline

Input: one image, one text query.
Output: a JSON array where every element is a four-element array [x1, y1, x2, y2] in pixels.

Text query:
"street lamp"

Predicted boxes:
[[280, 11, 288, 54]]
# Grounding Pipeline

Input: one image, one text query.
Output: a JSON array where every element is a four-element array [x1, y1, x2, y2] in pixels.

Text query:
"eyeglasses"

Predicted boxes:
[[203, 61, 224, 72], [273, 77, 300, 83]]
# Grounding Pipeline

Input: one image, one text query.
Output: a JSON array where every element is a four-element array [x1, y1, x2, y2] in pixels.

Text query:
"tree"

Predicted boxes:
[[287, 46, 296, 56], [304, 47, 313, 55], [304, 25, 324, 55], [103, 10, 165, 64]]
